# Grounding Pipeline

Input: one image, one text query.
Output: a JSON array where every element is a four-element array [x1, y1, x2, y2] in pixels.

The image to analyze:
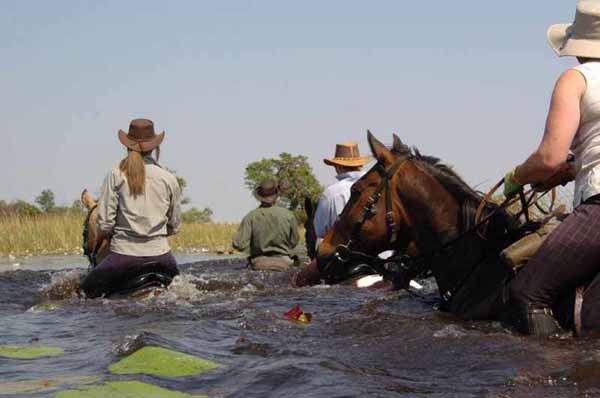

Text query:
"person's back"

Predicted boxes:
[[233, 179, 299, 271], [81, 119, 181, 298], [314, 141, 370, 238], [102, 157, 180, 255]]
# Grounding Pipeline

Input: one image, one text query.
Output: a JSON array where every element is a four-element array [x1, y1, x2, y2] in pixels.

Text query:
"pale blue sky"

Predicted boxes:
[[1, 1, 577, 221]]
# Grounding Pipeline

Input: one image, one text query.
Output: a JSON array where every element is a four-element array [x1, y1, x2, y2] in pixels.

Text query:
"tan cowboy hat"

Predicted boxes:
[[548, 1, 600, 58], [253, 178, 280, 204], [323, 141, 371, 167], [118, 118, 165, 152]]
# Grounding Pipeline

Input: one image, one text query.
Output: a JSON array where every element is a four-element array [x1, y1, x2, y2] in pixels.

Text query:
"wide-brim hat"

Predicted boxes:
[[118, 118, 165, 153], [253, 178, 280, 204], [548, 1, 600, 58], [323, 140, 371, 167]]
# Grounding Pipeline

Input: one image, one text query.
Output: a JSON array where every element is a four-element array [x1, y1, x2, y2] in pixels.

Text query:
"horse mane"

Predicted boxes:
[[390, 143, 514, 236], [391, 145, 483, 206]]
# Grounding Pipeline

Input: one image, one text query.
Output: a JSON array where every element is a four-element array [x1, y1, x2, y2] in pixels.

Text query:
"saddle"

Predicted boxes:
[[500, 205, 568, 271]]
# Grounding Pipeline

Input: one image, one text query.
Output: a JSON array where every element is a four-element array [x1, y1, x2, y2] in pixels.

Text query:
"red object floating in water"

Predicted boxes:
[[284, 304, 312, 323]]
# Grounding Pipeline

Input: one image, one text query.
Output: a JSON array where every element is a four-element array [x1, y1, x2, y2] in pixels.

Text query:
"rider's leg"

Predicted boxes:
[[81, 251, 178, 298], [509, 202, 600, 335]]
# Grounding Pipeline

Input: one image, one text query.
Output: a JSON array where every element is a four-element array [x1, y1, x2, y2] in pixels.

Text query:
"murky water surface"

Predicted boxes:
[[2, 256, 600, 397]]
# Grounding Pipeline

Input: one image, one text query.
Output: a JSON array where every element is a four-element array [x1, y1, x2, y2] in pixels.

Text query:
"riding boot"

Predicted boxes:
[[515, 306, 563, 337]]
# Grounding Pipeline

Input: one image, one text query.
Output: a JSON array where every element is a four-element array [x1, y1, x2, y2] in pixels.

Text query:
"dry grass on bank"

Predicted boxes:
[[0, 213, 239, 257]]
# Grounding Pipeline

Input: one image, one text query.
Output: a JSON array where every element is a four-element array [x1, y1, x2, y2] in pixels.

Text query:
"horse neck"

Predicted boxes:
[[394, 162, 489, 297]]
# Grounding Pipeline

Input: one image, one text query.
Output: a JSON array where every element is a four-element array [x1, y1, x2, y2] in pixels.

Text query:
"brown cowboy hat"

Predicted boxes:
[[118, 118, 165, 153], [323, 141, 371, 167], [253, 178, 280, 204]]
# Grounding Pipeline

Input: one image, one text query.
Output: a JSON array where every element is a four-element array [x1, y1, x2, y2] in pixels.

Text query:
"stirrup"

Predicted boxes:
[[525, 307, 562, 337]]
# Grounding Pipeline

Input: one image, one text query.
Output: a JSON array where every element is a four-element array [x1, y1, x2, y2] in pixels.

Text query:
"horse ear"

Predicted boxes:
[[367, 130, 394, 165]]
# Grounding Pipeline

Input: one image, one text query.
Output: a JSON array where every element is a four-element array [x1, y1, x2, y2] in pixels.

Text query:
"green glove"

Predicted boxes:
[[504, 168, 524, 198]]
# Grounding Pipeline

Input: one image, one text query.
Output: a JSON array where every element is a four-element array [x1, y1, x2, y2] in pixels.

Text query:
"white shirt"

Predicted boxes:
[[572, 62, 600, 206], [314, 171, 365, 238]]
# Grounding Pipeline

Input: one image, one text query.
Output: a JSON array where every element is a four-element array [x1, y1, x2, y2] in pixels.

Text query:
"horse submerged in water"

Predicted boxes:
[[298, 131, 600, 336]]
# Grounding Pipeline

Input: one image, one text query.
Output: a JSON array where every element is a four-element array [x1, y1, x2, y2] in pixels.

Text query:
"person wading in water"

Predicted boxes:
[[504, 1, 600, 336], [233, 178, 299, 271], [81, 118, 182, 298]]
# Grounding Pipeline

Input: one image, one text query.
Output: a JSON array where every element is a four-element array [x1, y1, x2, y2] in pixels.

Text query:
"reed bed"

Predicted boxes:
[[0, 213, 239, 257]]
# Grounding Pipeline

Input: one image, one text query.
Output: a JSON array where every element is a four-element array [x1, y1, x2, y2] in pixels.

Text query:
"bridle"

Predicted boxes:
[[344, 157, 407, 249], [318, 156, 411, 282]]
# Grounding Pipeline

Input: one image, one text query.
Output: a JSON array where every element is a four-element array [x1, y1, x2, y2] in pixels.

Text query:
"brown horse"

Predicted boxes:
[[81, 189, 110, 266], [310, 131, 600, 334]]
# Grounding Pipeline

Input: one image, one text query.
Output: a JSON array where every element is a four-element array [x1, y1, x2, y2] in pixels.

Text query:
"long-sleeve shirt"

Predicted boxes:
[[314, 171, 365, 238], [96, 157, 181, 256], [232, 204, 299, 258]]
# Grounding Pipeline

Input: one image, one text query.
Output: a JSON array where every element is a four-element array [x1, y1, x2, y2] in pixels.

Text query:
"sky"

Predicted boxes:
[[0, 1, 578, 221]]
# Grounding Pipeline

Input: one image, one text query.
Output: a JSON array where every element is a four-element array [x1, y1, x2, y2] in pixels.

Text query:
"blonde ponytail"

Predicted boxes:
[[119, 150, 146, 197]]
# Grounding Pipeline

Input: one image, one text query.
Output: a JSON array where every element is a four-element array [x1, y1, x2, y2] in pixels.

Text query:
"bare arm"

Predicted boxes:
[[514, 69, 585, 184]]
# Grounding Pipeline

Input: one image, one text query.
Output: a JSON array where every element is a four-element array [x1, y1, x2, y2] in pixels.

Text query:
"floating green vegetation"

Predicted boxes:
[[109, 346, 221, 378], [0, 376, 99, 395], [0, 345, 64, 359], [56, 380, 205, 398]]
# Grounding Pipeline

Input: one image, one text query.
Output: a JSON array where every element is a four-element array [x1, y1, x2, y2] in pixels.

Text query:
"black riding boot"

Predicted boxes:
[[515, 306, 562, 337]]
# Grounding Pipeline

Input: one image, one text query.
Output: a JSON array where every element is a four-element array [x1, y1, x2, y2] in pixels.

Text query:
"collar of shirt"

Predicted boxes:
[[335, 171, 365, 182]]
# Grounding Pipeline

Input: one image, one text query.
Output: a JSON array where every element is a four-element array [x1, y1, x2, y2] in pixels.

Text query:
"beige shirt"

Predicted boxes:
[[97, 157, 181, 256]]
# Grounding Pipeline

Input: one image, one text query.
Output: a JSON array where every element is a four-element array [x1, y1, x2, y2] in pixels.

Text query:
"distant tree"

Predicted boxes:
[[12, 200, 42, 216], [35, 189, 55, 212], [171, 173, 191, 206], [71, 199, 84, 212], [244, 153, 323, 222], [182, 207, 214, 223]]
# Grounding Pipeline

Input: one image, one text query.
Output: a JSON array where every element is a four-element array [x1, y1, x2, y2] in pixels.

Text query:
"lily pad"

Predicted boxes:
[[0, 345, 64, 359], [109, 346, 220, 378], [56, 380, 205, 398], [0, 376, 99, 395]]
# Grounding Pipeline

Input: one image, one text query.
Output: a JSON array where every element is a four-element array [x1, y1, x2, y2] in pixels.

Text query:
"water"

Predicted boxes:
[[2, 256, 600, 397]]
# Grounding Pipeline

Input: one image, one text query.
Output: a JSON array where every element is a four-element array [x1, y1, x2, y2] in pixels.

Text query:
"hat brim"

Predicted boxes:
[[118, 129, 165, 152], [323, 156, 371, 167], [253, 189, 278, 204], [546, 23, 600, 58], [548, 23, 570, 56]]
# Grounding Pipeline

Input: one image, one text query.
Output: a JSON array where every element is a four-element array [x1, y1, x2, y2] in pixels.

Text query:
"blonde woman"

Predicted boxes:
[[506, 1, 600, 335], [81, 119, 182, 298]]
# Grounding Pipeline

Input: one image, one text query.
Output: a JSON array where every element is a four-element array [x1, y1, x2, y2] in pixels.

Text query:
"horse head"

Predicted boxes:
[[81, 189, 110, 266]]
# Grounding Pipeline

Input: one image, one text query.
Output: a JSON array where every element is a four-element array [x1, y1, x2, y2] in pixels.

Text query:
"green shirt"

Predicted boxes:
[[232, 204, 299, 258]]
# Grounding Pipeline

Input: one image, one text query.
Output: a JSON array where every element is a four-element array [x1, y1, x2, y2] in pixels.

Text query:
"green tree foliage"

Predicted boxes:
[[35, 189, 55, 212], [181, 207, 214, 223], [244, 153, 323, 222]]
